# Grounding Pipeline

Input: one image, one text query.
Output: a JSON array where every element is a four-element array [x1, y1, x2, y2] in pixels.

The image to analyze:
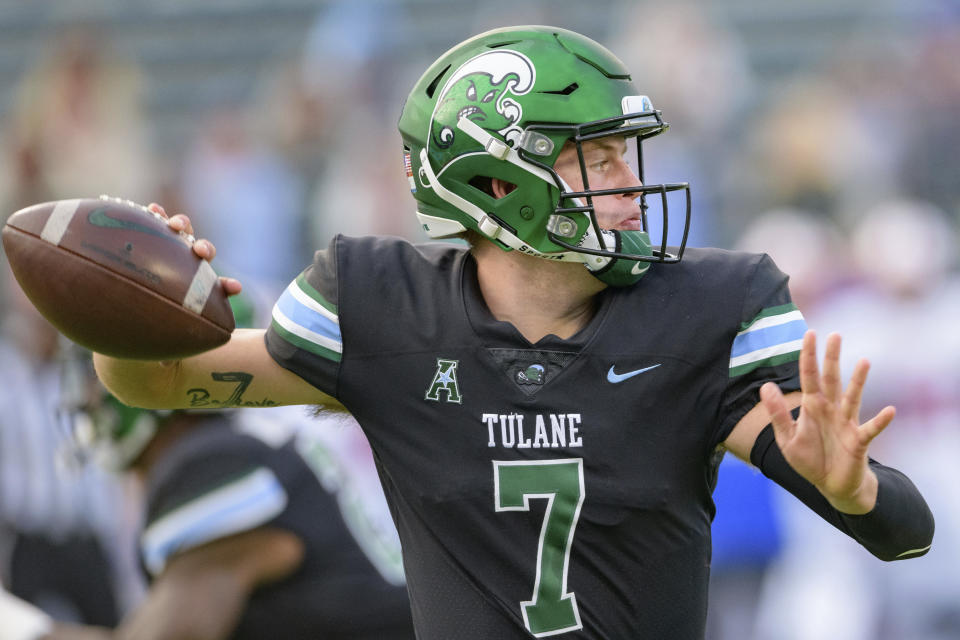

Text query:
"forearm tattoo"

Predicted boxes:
[[187, 371, 278, 407]]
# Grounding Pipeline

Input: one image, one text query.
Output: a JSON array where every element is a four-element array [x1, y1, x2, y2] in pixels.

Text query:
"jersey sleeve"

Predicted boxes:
[[713, 253, 806, 445], [265, 237, 342, 397], [140, 441, 289, 577]]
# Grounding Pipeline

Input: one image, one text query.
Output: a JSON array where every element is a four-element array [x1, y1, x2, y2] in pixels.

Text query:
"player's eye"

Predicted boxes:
[[589, 159, 609, 173]]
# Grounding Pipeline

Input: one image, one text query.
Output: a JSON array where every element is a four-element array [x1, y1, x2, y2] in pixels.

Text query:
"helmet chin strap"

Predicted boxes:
[[418, 147, 505, 240], [588, 230, 653, 286], [455, 117, 557, 184]]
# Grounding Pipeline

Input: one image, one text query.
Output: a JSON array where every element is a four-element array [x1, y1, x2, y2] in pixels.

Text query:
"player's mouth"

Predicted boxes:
[[616, 216, 646, 231]]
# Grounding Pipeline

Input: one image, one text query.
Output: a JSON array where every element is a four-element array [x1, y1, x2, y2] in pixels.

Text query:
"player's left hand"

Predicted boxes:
[[759, 330, 895, 514]]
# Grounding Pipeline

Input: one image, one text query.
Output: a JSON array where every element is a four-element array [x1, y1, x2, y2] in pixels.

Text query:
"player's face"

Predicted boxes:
[[553, 136, 645, 231]]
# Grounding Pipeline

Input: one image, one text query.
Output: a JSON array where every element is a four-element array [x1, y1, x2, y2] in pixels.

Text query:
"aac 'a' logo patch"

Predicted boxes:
[[425, 358, 462, 403]]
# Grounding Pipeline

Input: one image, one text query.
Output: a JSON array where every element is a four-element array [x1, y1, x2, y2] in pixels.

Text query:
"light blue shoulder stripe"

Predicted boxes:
[[731, 319, 807, 358], [141, 467, 287, 576], [275, 284, 341, 343]]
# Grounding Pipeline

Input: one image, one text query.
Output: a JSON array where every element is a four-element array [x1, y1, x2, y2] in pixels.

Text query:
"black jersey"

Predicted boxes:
[[266, 236, 805, 639], [140, 416, 415, 640]]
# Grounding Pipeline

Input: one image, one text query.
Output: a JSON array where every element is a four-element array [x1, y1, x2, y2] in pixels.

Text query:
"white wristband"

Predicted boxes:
[[0, 586, 53, 640]]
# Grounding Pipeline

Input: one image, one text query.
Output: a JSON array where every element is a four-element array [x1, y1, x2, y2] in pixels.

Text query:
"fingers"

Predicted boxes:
[[803, 331, 855, 408], [760, 381, 796, 441], [193, 238, 216, 261], [799, 330, 820, 395], [822, 333, 844, 403], [860, 405, 896, 443], [147, 202, 214, 262], [167, 214, 195, 236], [803, 331, 890, 444], [841, 358, 870, 423], [220, 277, 243, 297], [147, 205, 237, 295], [148, 202, 195, 235]]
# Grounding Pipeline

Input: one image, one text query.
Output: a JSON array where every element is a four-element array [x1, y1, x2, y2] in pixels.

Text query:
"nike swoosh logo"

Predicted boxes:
[[631, 261, 649, 275], [607, 363, 661, 383], [87, 208, 181, 245]]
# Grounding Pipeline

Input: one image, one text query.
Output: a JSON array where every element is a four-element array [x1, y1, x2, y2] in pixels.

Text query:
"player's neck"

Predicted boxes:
[[472, 241, 605, 342]]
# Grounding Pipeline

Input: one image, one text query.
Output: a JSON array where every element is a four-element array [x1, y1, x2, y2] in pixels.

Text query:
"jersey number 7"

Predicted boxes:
[[494, 459, 585, 637]]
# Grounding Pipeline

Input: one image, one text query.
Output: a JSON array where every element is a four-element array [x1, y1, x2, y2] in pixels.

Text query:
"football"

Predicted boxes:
[[1, 195, 235, 359]]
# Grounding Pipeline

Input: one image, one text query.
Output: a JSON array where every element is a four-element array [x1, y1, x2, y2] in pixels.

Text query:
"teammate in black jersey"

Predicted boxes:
[[91, 26, 934, 639], [5, 366, 415, 640]]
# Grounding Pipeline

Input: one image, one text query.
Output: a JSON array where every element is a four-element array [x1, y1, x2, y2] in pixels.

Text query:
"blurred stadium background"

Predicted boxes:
[[0, 1, 957, 639]]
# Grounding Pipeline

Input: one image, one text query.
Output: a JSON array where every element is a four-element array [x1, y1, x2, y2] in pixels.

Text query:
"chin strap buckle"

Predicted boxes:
[[484, 137, 509, 160], [477, 215, 501, 239], [459, 117, 510, 159]]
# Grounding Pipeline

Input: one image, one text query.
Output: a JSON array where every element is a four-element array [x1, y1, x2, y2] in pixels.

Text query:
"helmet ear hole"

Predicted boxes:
[[491, 178, 517, 199], [468, 176, 496, 197], [468, 176, 516, 199]]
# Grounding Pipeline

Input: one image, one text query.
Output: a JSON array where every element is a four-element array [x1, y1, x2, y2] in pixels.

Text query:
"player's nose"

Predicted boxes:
[[614, 159, 642, 197]]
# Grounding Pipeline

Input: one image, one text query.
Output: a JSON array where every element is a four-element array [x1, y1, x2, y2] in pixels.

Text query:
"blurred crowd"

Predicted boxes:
[[0, 1, 957, 638]]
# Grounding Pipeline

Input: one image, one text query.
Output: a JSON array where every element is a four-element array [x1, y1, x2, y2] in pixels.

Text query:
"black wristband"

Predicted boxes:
[[749, 411, 934, 561], [838, 463, 935, 560]]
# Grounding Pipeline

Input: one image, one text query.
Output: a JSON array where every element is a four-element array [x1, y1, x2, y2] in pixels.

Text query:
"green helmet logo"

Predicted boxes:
[[429, 50, 535, 153]]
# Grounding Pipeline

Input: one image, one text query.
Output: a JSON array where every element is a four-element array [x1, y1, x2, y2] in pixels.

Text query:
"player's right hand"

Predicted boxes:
[[147, 202, 243, 297]]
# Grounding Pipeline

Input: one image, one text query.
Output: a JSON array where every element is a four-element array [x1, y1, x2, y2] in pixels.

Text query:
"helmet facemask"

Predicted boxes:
[[519, 98, 691, 283]]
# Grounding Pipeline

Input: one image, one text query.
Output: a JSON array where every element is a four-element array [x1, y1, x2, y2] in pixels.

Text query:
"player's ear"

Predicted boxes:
[[490, 178, 517, 199]]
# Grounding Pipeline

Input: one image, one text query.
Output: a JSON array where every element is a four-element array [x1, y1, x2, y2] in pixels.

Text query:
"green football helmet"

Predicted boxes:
[[398, 25, 691, 286], [57, 343, 165, 471], [73, 395, 166, 471]]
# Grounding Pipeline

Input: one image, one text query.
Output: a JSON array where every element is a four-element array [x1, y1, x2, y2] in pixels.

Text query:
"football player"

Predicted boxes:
[[2, 357, 415, 640], [92, 26, 933, 639]]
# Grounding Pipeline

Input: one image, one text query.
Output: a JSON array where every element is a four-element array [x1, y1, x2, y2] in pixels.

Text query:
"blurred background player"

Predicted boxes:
[[0, 344, 415, 640], [0, 264, 132, 630]]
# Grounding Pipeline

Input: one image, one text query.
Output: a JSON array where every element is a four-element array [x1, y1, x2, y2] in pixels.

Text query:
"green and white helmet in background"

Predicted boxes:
[[398, 25, 691, 286], [73, 395, 167, 471], [58, 343, 166, 472]]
